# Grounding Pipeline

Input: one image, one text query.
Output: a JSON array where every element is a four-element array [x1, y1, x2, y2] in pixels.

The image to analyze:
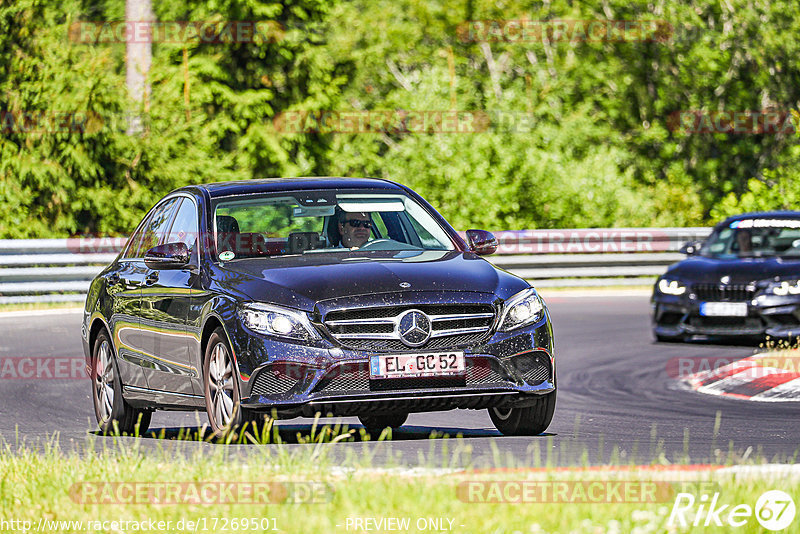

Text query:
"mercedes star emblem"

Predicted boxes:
[[397, 309, 432, 347]]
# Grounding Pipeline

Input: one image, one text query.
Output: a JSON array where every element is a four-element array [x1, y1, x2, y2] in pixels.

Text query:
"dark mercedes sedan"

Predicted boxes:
[[82, 178, 556, 436], [652, 211, 800, 342]]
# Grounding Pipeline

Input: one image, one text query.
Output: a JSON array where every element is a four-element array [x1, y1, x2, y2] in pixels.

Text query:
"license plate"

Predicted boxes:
[[700, 302, 748, 317], [370, 352, 465, 379]]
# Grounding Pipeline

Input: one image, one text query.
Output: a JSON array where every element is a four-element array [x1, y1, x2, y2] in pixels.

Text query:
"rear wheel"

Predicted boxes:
[[489, 391, 556, 436], [91, 330, 151, 435], [203, 328, 243, 436], [358, 413, 408, 434]]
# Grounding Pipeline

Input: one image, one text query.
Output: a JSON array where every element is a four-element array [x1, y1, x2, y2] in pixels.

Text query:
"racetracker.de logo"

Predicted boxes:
[[457, 19, 672, 43], [666, 354, 800, 380], [0, 357, 86, 380], [667, 110, 797, 135], [457, 481, 716, 503], [69, 481, 332, 505], [68, 21, 284, 44], [0, 111, 104, 135], [273, 110, 491, 134]]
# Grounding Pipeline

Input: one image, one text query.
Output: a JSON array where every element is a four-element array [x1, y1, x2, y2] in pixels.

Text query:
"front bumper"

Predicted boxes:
[[231, 317, 555, 418], [652, 291, 800, 338]]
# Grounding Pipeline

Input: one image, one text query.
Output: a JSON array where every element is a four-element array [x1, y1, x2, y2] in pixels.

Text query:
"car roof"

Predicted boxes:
[[718, 211, 800, 227], [176, 177, 404, 198]]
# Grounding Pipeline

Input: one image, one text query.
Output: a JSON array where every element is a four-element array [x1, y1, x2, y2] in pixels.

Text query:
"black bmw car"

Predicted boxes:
[[82, 178, 556, 436], [652, 211, 800, 341]]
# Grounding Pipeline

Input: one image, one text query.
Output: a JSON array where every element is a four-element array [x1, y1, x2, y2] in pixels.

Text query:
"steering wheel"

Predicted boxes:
[[357, 239, 392, 250]]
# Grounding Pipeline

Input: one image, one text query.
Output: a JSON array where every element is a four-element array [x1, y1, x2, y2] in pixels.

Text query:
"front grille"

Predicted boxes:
[[658, 312, 684, 326], [324, 304, 496, 352], [251, 367, 299, 396], [507, 353, 551, 384], [339, 332, 488, 352], [524, 365, 550, 384], [688, 316, 763, 333], [370, 376, 466, 391], [693, 284, 755, 302], [313, 363, 370, 394], [768, 313, 800, 327], [465, 358, 508, 386]]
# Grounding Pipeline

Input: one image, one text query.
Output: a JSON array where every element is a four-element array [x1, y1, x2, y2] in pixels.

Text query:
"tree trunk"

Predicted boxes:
[[126, 0, 153, 134]]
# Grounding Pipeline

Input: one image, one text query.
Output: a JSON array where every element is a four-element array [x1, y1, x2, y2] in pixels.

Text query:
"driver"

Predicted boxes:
[[338, 211, 372, 248], [735, 228, 753, 255]]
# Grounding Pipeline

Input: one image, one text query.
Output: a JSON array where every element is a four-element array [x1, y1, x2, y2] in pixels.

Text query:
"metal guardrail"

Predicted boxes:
[[0, 228, 712, 304]]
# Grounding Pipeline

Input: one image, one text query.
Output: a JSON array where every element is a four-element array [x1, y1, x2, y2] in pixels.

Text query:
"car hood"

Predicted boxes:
[[665, 256, 800, 284], [213, 250, 528, 311]]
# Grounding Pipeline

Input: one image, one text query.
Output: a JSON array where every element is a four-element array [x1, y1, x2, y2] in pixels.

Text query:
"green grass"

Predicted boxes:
[[0, 301, 83, 313], [1, 423, 798, 534]]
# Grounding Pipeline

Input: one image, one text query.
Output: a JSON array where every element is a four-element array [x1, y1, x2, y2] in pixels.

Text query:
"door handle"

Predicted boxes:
[[144, 272, 159, 286]]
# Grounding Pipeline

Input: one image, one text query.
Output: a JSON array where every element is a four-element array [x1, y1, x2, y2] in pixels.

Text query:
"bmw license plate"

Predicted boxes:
[[700, 302, 748, 317], [370, 352, 465, 379]]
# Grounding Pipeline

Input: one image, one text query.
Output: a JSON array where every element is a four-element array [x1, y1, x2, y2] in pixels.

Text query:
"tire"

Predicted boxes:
[[489, 390, 556, 436], [358, 413, 408, 434], [91, 329, 151, 435], [203, 327, 243, 436]]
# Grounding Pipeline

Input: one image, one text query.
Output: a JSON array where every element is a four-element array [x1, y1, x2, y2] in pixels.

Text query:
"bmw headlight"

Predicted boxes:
[[499, 288, 545, 332], [771, 280, 800, 296], [658, 278, 686, 296], [240, 303, 320, 341]]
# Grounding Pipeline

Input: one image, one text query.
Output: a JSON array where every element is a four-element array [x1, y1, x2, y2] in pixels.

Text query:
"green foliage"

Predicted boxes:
[[711, 167, 800, 220], [2, 0, 800, 237]]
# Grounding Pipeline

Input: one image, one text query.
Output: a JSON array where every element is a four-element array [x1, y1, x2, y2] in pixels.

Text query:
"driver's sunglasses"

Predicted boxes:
[[343, 219, 373, 229]]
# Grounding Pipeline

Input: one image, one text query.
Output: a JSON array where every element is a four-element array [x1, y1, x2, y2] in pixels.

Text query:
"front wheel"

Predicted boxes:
[[91, 330, 151, 435], [358, 413, 408, 434], [203, 328, 243, 436], [489, 391, 556, 436]]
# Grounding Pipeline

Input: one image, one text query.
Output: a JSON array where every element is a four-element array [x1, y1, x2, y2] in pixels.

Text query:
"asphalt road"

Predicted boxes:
[[1, 295, 798, 467]]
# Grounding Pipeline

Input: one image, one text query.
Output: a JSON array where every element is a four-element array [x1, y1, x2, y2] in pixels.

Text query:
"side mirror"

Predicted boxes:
[[679, 241, 702, 256], [144, 242, 190, 269], [466, 229, 498, 256]]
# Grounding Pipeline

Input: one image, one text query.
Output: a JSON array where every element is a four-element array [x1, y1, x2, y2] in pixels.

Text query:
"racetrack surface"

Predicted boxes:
[[1, 295, 798, 467]]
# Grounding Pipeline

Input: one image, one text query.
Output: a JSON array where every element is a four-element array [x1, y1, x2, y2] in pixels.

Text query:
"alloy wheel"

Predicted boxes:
[[208, 342, 235, 428], [95, 340, 115, 422]]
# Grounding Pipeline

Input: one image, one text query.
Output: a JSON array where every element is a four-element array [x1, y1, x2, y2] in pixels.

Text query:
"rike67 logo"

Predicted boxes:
[[668, 490, 796, 531]]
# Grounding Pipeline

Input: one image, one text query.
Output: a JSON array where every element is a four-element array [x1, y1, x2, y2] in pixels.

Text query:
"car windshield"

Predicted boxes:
[[702, 218, 800, 258], [212, 191, 456, 260]]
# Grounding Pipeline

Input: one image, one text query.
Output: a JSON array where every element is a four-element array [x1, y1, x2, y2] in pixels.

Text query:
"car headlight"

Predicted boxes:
[[658, 278, 686, 296], [498, 288, 545, 332], [772, 280, 800, 296], [239, 303, 320, 341]]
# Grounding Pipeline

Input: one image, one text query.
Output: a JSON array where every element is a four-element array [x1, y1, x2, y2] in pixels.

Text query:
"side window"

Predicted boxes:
[[370, 213, 387, 239], [122, 216, 151, 259], [166, 198, 199, 253], [134, 198, 179, 258]]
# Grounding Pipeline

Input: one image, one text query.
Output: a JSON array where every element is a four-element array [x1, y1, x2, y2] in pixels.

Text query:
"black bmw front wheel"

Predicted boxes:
[[489, 390, 556, 436]]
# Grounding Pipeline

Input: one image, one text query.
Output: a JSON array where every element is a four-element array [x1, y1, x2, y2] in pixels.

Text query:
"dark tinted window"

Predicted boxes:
[[134, 198, 180, 258]]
